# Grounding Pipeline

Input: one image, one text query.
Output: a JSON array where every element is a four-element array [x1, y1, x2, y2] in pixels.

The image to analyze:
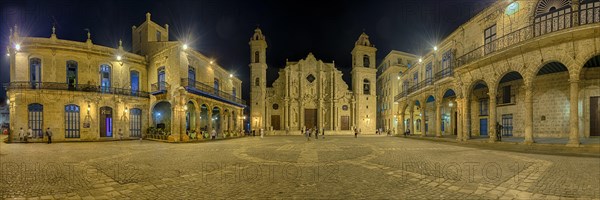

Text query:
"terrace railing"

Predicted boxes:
[[181, 78, 246, 106], [4, 82, 150, 98]]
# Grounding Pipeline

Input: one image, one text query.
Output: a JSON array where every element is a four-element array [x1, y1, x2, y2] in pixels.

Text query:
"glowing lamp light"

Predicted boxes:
[[125, 107, 129, 113], [14, 44, 21, 51], [157, 113, 161, 116], [6, 99, 9, 105], [434, 46, 438, 51], [182, 44, 188, 50], [184, 105, 188, 111], [5, 53, 9, 57], [449, 102, 454, 107], [397, 76, 400, 80], [210, 60, 214, 64], [116, 55, 122, 61], [243, 116, 247, 120], [87, 105, 91, 112], [229, 74, 233, 78], [418, 58, 422, 63]]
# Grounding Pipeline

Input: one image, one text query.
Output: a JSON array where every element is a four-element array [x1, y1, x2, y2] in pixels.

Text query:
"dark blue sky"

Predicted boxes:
[[0, 0, 494, 103]]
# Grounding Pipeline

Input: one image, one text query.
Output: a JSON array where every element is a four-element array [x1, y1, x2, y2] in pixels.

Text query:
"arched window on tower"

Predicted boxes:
[[363, 55, 370, 67], [363, 79, 370, 95], [255, 77, 260, 86], [254, 51, 260, 63]]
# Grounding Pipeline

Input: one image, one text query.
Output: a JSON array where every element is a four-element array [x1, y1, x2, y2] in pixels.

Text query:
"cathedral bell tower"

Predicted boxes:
[[351, 32, 377, 134], [249, 28, 268, 130]]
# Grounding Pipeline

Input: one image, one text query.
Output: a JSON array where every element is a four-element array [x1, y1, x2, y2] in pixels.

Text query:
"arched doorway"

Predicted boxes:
[[200, 104, 209, 131], [469, 81, 490, 137], [442, 89, 457, 136], [424, 95, 436, 136], [185, 101, 196, 132], [581, 55, 600, 137], [99, 106, 113, 137], [533, 62, 569, 138], [496, 71, 524, 139], [152, 101, 172, 132], [212, 107, 221, 133]]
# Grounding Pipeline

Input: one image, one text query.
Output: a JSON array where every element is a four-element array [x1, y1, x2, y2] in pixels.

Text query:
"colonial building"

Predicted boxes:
[[393, 0, 600, 146], [376, 51, 418, 134], [249, 29, 377, 134], [5, 13, 245, 142]]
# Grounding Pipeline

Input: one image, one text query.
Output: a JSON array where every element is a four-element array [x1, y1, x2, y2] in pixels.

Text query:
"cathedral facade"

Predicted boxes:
[[249, 29, 377, 134]]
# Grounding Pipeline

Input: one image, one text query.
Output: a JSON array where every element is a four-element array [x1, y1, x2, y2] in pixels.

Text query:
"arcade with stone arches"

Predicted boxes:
[[149, 96, 243, 140], [398, 51, 600, 146]]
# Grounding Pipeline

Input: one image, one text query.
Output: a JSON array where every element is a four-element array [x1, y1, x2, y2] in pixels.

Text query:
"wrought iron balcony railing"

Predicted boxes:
[[181, 78, 246, 106], [456, 6, 599, 69], [151, 81, 169, 94], [434, 67, 454, 82], [394, 90, 408, 102], [4, 82, 150, 98]]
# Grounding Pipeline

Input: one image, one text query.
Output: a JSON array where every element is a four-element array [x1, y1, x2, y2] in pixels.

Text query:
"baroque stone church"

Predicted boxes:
[[249, 28, 377, 134]]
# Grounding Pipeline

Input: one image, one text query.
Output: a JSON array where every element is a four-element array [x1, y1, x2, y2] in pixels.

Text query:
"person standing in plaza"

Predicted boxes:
[[18, 127, 25, 142], [45, 128, 52, 144], [315, 127, 319, 140], [322, 128, 325, 139], [260, 128, 264, 138], [211, 129, 216, 140], [27, 127, 34, 139], [354, 128, 358, 138]]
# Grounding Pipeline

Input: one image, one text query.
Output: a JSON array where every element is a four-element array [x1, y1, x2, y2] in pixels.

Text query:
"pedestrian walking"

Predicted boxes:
[[211, 129, 217, 140], [260, 128, 264, 138], [27, 127, 34, 139], [315, 127, 319, 139], [354, 128, 358, 138], [322, 128, 325, 139], [45, 128, 52, 144]]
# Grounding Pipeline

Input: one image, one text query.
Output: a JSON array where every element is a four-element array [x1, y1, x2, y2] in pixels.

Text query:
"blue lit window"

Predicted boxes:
[[100, 64, 111, 93]]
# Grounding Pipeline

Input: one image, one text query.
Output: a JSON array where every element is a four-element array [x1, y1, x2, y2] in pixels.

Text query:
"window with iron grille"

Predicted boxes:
[[502, 114, 513, 136], [28, 104, 43, 138], [65, 104, 80, 138]]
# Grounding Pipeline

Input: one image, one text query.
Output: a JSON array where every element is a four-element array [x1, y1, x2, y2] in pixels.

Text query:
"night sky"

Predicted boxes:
[[0, 0, 495, 104]]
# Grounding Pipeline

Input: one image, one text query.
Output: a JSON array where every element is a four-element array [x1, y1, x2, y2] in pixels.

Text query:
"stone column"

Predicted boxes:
[[456, 98, 463, 141], [567, 79, 580, 147], [195, 109, 201, 133], [463, 97, 471, 140], [524, 85, 535, 144], [410, 108, 415, 135], [398, 110, 405, 136], [488, 90, 497, 142], [435, 101, 442, 137], [420, 102, 427, 137], [208, 109, 213, 132]]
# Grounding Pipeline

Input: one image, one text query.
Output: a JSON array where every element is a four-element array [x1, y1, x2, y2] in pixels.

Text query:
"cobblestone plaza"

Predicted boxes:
[[1, 136, 599, 199]]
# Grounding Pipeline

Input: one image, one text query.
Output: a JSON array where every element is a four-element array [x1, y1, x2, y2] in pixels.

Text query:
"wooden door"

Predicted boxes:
[[304, 109, 317, 129], [271, 115, 281, 130], [341, 116, 350, 130]]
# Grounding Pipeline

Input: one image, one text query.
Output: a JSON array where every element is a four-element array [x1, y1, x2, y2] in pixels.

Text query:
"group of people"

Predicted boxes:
[[375, 128, 393, 136], [303, 127, 324, 141], [17, 127, 52, 144]]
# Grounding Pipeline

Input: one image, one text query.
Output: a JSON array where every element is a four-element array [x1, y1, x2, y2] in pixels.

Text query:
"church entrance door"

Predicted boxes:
[[341, 116, 350, 130], [304, 109, 317, 129], [271, 115, 281, 130]]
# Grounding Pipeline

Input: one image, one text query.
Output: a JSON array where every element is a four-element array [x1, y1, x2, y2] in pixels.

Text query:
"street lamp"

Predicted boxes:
[[434, 46, 438, 51], [182, 44, 189, 50], [116, 55, 122, 61], [14, 44, 21, 51]]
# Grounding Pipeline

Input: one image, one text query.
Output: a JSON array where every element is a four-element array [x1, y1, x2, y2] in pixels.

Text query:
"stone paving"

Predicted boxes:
[[0, 135, 599, 199]]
